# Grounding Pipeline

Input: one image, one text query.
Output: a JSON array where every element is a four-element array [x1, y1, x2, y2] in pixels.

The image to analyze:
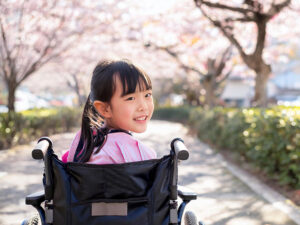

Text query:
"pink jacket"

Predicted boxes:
[[63, 131, 157, 164]]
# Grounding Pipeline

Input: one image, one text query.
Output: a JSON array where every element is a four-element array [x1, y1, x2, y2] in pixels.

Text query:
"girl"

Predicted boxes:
[[64, 59, 156, 164]]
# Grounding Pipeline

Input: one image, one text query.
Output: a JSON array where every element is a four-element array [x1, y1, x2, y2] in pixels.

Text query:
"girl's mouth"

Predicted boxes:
[[134, 116, 147, 121]]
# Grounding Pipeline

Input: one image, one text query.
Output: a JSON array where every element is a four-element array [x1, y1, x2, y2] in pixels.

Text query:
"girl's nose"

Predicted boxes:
[[138, 99, 147, 112]]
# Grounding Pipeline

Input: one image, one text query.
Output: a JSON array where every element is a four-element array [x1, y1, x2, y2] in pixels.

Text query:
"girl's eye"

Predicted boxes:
[[125, 97, 135, 101], [145, 93, 152, 98]]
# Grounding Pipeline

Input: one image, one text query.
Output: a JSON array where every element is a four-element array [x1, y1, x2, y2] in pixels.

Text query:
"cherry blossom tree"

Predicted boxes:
[[65, 73, 87, 107], [56, 46, 95, 107], [0, 0, 101, 112], [146, 42, 232, 108], [193, 0, 297, 106]]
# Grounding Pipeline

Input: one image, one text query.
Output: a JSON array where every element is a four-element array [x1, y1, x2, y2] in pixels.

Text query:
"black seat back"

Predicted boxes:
[[50, 154, 173, 225]]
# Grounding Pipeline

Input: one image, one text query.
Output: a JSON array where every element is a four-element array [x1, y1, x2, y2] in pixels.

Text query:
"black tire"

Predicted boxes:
[[184, 211, 198, 225], [23, 215, 40, 225]]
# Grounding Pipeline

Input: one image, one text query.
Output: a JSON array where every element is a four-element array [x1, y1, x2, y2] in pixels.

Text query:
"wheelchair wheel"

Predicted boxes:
[[22, 215, 40, 225], [184, 211, 198, 225]]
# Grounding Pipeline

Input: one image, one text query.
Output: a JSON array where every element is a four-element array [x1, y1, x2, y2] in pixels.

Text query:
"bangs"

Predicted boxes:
[[113, 61, 152, 96]]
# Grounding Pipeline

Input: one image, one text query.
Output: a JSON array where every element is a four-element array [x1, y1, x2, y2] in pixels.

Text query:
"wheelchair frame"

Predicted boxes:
[[24, 137, 198, 225]]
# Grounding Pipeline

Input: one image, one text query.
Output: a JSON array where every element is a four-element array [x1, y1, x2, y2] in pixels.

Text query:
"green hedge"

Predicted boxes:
[[0, 107, 82, 149], [155, 106, 300, 188], [2, 105, 300, 187], [152, 106, 193, 124]]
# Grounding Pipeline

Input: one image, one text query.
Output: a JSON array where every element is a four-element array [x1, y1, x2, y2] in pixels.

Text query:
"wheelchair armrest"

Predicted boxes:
[[178, 185, 197, 201], [26, 190, 45, 207]]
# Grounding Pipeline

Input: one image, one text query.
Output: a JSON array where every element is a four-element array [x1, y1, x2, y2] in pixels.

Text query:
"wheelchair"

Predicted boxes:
[[22, 137, 203, 225]]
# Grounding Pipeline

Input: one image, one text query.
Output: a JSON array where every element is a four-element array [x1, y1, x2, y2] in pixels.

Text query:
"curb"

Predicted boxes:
[[217, 153, 300, 225]]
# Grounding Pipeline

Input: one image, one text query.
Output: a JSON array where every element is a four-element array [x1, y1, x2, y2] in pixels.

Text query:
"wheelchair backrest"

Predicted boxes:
[[49, 153, 173, 225]]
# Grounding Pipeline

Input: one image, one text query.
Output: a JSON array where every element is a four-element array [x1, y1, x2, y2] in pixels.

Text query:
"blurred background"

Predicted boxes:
[[1, 1, 300, 223], [1, 0, 299, 113], [0, 0, 299, 145], [1, 0, 300, 159]]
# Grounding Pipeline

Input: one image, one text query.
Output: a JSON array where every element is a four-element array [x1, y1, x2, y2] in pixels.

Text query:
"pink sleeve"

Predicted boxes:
[[61, 151, 69, 163], [67, 130, 81, 162]]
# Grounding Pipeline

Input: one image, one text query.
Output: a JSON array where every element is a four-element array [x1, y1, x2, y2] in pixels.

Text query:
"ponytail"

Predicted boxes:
[[73, 95, 106, 163]]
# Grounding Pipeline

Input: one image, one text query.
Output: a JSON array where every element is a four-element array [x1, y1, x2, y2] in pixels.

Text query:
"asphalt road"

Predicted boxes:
[[0, 120, 298, 225]]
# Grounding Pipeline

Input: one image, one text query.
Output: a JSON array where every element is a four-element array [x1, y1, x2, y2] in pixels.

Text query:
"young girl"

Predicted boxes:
[[64, 59, 156, 164]]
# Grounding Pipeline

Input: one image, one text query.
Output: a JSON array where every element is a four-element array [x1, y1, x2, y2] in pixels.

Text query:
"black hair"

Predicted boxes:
[[74, 59, 152, 163]]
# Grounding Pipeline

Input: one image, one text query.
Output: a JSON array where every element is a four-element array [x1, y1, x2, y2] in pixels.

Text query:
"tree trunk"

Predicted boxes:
[[203, 77, 215, 109], [73, 75, 85, 106], [7, 78, 17, 112], [252, 63, 271, 107]]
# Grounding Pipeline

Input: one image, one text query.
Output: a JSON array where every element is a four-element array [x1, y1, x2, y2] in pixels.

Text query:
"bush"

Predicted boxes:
[[242, 108, 300, 187], [0, 107, 82, 149], [155, 105, 300, 188], [0, 112, 23, 149], [152, 106, 193, 124]]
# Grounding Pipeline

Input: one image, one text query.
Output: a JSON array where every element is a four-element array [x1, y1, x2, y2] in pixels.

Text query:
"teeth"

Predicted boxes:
[[135, 116, 146, 121]]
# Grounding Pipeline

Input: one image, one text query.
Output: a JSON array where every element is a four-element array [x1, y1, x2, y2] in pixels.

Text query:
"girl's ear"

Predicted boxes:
[[93, 101, 112, 118]]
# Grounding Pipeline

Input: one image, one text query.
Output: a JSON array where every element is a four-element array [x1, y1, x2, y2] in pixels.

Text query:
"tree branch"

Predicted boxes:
[[267, 0, 291, 19], [208, 48, 231, 85], [218, 69, 232, 84], [0, 48, 7, 81], [215, 61, 225, 78], [16, 11, 69, 85], [216, 47, 234, 84], [224, 16, 254, 23], [243, 0, 264, 12], [147, 42, 206, 77], [17, 46, 55, 85], [0, 17, 14, 82], [13, 0, 26, 61], [0, 18, 11, 64], [17, 31, 82, 86], [218, 45, 232, 66], [194, 0, 254, 14], [199, 8, 249, 62]]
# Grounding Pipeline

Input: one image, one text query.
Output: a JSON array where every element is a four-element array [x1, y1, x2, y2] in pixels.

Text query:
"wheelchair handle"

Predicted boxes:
[[32, 137, 54, 200], [171, 138, 189, 160], [32, 137, 53, 160], [170, 138, 189, 201]]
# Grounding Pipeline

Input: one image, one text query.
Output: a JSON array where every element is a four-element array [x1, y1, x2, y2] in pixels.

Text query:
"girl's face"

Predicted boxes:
[[105, 75, 154, 133]]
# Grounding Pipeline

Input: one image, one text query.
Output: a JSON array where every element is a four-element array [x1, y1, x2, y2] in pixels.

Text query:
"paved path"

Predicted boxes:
[[0, 120, 299, 225]]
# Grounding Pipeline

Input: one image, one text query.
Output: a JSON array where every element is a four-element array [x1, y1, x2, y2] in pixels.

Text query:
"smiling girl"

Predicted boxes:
[[65, 60, 156, 164]]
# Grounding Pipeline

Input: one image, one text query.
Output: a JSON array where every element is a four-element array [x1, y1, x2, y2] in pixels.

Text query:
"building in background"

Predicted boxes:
[[269, 70, 300, 106], [221, 77, 253, 107], [221, 59, 300, 107]]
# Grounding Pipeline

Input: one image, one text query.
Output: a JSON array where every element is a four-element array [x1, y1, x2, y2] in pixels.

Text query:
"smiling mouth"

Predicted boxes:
[[134, 116, 147, 121]]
